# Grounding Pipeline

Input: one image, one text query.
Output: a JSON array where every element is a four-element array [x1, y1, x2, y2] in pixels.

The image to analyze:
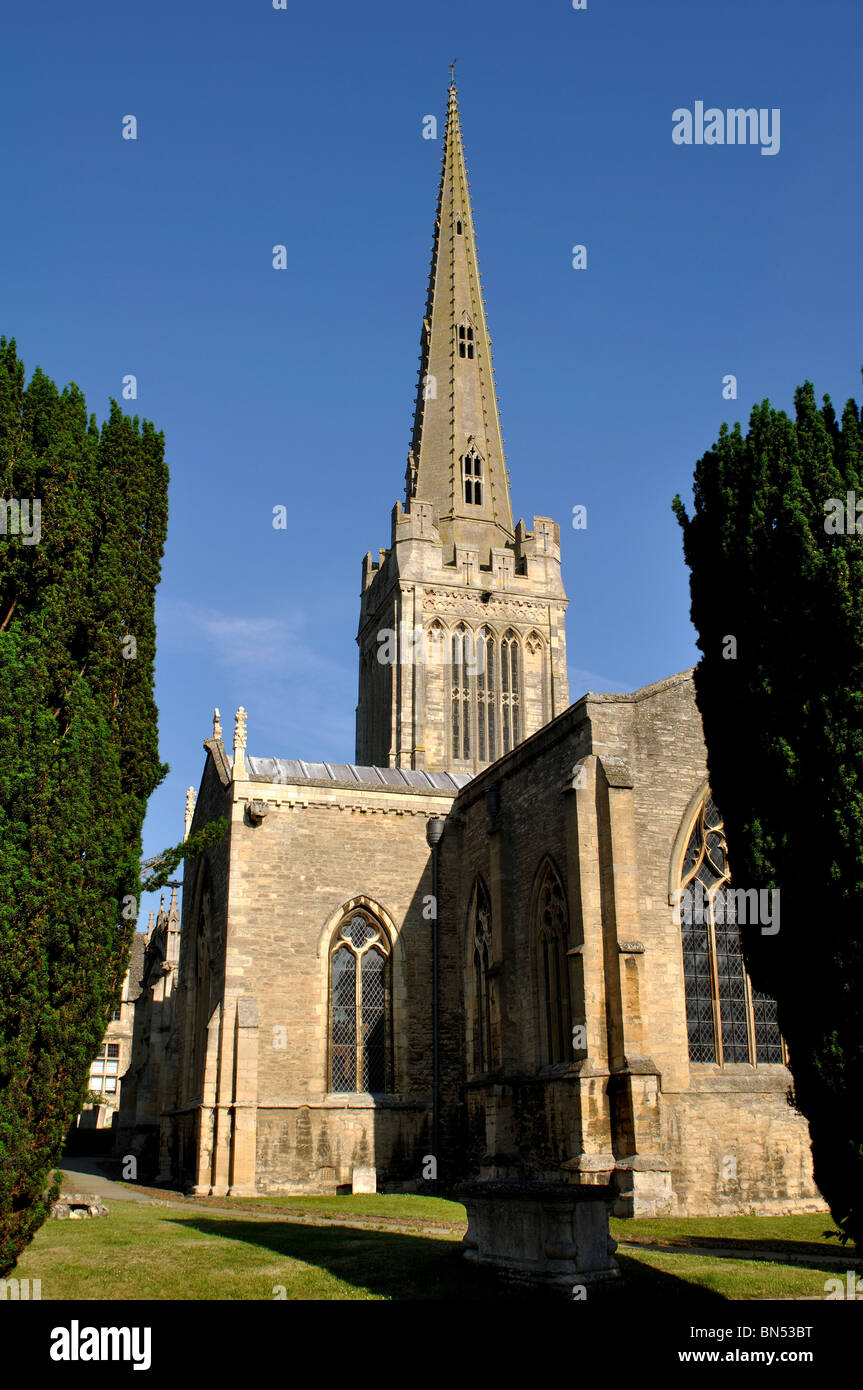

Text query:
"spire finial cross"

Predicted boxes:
[[449, 59, 456, 90]]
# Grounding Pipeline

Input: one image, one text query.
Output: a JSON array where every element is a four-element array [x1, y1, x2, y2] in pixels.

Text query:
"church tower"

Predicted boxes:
[[356, 80, 569, 774]]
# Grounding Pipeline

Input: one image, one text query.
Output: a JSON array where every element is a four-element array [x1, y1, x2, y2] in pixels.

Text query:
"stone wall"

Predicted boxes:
[[132, 675, 823, 1218], [162, 743, 465, 1195], [662, 1073, 820, 1216], [441, 670, 823, 1216], [356, 503, 569, 775]]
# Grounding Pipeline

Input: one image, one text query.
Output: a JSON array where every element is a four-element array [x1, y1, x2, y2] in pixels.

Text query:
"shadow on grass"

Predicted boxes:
[[170, 1217, 727, 1302], [621, 1233, 859, 1275]]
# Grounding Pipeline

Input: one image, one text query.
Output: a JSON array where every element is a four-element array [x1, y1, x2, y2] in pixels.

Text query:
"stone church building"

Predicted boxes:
[[118, 84, 822, 1230]]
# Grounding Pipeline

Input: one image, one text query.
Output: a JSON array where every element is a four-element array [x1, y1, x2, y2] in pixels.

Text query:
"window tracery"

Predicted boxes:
[[330, 911, 391, 1092], [679, 796, 783, 1065], [535, 860, 571, 1064]]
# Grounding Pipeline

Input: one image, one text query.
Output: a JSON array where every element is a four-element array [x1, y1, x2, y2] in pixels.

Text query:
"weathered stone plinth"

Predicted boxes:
[[455, 1180, 619, 1292], [49, 1193, 110, 1220]]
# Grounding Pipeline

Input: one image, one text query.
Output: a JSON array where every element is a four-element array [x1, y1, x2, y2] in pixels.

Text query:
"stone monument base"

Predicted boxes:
[[455, 1180, 619, 1293]]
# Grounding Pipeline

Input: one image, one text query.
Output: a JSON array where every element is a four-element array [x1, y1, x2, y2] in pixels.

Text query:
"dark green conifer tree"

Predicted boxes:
[[0, 338, 169, 1273], [674, 379, 863, 1247]]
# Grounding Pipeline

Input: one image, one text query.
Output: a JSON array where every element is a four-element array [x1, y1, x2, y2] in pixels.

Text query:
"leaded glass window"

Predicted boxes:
[[679, 796, 784, 1065], [535, 860, 571, 1064], [330, 912, 391, 1093], [752, 989, 783, 1063]]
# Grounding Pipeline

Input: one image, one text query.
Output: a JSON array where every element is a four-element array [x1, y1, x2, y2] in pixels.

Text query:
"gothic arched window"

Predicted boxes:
[[427, 619, 445, 668], [457, 323, 475, 360], [476, 627, 496, 763], [462, 450, 483, 505], [535, 860, 571, 1064], [330, 911, 391, 1093], [679, 795, 783, 1065], [471, 879, 493, 1073], [500, 630, 521, 752], [450, 625, 472, 761]]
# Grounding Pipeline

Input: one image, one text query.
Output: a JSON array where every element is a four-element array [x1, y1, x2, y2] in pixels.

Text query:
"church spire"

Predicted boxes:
[[355, 76, 569, 772], [406, 79, 514, 562]]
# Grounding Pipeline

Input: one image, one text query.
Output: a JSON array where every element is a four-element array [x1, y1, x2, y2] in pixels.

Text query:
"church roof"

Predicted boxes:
[[246, 757, 470, 794]]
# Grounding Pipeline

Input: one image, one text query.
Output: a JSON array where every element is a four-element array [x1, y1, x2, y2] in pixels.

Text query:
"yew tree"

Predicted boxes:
[[0, 338, 169, 1273], [673, 378, 863, 1247]]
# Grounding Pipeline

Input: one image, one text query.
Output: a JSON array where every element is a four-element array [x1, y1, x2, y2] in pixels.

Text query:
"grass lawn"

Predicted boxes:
[[12, 1199, 511, 1302], [610, 1211, 854, 1301], [192, 1191, 469, 1229], [12, 1192, 855, 1301]]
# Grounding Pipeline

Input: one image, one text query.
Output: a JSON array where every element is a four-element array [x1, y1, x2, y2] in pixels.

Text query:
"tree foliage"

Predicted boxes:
[[140, 819, 228, 896], [673, 378, 863, 1247], [0, 338, 168, 1273]]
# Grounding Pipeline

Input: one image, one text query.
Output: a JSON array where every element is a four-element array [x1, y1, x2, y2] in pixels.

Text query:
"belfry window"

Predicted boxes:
[[330, 912, 391, 1093], [463, 451, 483, 505], [500, 631, 521, 752], [457, 324, 475, 359], [679, 796, 784, 1066], [447, 623, 527, 766], [476, 627, 496, 762], [451, 625, 472, 760]]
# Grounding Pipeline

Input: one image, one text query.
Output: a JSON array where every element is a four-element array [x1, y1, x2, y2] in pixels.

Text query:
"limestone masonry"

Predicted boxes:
[[117, 83, 822, 1230]]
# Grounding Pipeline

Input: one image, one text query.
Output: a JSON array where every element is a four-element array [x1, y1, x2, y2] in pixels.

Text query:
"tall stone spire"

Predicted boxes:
[[356, 80, 569, 774], [406, 80, 513, 562]]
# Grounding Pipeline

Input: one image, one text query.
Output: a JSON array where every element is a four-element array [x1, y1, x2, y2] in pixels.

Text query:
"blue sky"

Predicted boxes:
[[2, 1, 861, 923]]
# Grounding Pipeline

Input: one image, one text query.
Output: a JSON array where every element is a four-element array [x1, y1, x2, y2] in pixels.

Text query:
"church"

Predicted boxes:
[[117, 82, 822, 1240]]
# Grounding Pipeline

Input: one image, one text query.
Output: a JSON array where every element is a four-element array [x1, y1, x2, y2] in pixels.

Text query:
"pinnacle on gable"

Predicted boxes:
[[233, 706, 248, 779]]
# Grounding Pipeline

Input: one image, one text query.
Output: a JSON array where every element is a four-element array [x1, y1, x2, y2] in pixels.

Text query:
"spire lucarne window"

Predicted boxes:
[[457, 323, 475, 359], [463, 449, 483, 505]]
